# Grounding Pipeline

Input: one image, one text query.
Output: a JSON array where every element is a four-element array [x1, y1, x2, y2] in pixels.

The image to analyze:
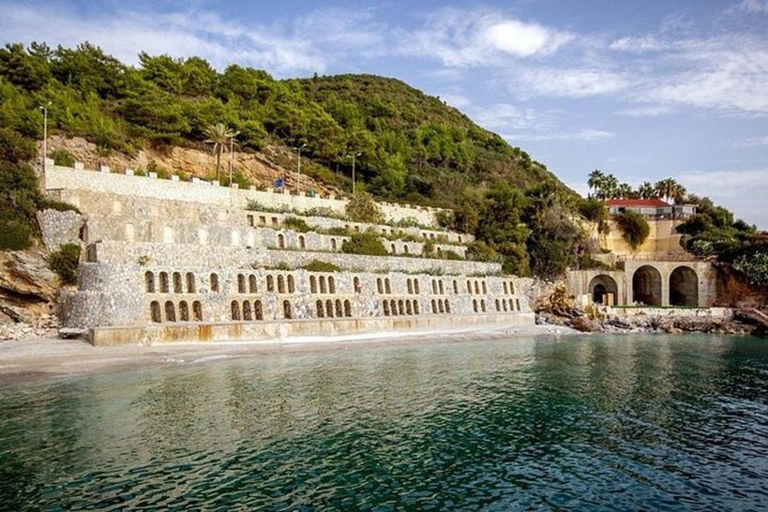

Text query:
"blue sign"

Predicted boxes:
[[274, 178, 284, 188]]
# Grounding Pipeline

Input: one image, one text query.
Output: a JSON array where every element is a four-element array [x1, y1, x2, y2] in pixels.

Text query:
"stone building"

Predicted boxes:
[[40, 161, 534, 345]]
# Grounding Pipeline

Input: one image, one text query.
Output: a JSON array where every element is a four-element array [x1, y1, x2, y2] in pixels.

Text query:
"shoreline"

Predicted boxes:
[[0, 324, 581, 381]]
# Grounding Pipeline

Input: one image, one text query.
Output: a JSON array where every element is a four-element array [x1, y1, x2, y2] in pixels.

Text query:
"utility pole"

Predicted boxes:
[[297, 143, 306, 194], [348, 152, 361, 195]]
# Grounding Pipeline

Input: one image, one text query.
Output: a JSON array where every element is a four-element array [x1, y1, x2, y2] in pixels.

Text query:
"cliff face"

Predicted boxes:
[[0, 249, 60, 339]]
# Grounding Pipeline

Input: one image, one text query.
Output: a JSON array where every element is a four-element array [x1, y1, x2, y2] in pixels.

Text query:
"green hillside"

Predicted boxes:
[[0, 42, 588, 277]]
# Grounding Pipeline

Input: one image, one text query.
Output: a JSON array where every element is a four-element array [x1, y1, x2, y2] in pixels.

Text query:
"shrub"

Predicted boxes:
[[39, 198, 80, 214], [342, 232, 388, 256], [50, 147, 75, 167], [48, 242, 81, 285], [732, 251, 768, 286], [436, 249, 463, 260], [0, 216, 35, 250], [284, 216, 311, 233], [301, 260, 342, 272], [466, 241, 499, 262], [326, 226, 349, 236], [435, 210, 454, 229], [578, 198, 607, 222], [616, 211, 650, 250], [346, 192, 384, 224], [246, 200, 266, 211]]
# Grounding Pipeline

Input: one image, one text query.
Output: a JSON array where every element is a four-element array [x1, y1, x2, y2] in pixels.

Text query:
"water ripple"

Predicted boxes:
[[1, 333, 767, 510]]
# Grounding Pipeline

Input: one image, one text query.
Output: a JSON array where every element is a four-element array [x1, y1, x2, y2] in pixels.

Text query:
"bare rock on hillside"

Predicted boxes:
[[0, 249, 60, 325]]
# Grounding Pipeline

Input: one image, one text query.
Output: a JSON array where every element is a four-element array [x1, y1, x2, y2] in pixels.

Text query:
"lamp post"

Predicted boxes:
[[296, 143, 306, 194], [348, 152, 361, 195], [228, 131, 240, 186], [39, 101, 51, 172]]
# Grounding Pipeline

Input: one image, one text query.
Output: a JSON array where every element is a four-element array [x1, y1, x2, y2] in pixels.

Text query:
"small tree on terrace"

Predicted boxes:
[[616, 210, 650, 250], [205, 123, 237, 182], [346, 191, 384, 224]]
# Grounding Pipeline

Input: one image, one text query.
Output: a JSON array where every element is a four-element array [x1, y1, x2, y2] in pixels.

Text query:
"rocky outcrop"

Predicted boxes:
[[0, 249, 60, 326]]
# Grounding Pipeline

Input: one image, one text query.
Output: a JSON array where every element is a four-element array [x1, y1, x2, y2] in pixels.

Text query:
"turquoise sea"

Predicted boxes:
[[1, 333, 767, 510]]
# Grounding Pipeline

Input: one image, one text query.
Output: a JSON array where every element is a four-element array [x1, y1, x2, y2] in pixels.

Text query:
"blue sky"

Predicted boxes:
[[1, 0, 767, 227]]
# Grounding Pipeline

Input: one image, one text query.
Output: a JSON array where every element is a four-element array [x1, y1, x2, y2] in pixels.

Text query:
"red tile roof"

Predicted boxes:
[[605, 198, 670, 207]]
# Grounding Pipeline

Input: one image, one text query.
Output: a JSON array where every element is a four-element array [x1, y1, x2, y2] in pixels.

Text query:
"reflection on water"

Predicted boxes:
[[1, 334, 768, 510]]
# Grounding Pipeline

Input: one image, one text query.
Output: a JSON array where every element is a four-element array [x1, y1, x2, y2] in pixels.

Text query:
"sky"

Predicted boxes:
[[1, 0, 767, 227]]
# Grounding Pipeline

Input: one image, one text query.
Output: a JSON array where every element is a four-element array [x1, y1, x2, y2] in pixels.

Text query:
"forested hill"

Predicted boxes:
[[0, 43, 568, 207]]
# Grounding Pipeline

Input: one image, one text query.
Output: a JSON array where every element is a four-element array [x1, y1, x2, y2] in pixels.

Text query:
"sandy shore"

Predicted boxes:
[[0, 324, 580, 380]]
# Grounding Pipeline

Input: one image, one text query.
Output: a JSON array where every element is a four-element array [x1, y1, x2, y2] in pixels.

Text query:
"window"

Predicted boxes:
[[503, 282, 508, 295], [444, 300, 450, 314], [481, 300, 486, 312], [231, 301, 241, 320], [432, 279, 438, 294], [354, 277, 361, 293], [439, 281, 444, 295], [406, 301, 413, 315], [179, 301, 189, 321], [165, 301, 176, 322], [266, 275, 274, 292], [496, 299, 501, 312], [326, 299, 334, 318], [383, 300, 390, 316], [160, 272, 169, 293], [385, 279, 392, 294], [193, 301, 203, 321], [288, 275, 295, 293], [344, 300, 352, 317], [210, 273, 219, 293], [390, 243, 396, 254], [310, 275, 318, 293], [403, 246, 409, 255], [474, 281, 480, 295], [473, 299, 478, 313], [328, 276, 336, 294], [391, 299, 398, 316], [170, 273, 181, 293], [316, 300, 325, 318], [331, 238, 337, 250], [254, 300, 263, 320], [186, 273, 195, 293], [145, 272, 155, 293], [247, 215, 254, 227], [335, 300, 343, 318], [438, 300, 444, 314], [414, 280, 420, 294], [150, 301, 161, 323], [414, 301, 420, 315], [299, 235, 306, 249], [516, 298, 521, 311], [277, 233, 285, 249], [243, 301, 253, 321], [320, 276, 327, 294], [407, 278, 413, 294], [482, 281, 487, 294], [377, 278, 383, 294], [503, 299, 508, 312], [453, 280, 458, 294], [238, 274, 246, 294], [466, 280, 472, 294], [283, 300, 292, 319], [277, 275, 286, 294], [249, 275, 257, 293], [431, 299, 437, 314], [510, 282, 516, 295]]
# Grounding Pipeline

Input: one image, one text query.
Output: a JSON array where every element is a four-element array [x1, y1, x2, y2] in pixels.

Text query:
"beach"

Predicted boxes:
[[0, 324, 580, 379]]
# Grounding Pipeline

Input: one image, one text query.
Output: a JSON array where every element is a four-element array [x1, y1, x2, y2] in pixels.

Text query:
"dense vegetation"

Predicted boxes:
[[0, 42, 593, 278], [616, 211, 650, 250]]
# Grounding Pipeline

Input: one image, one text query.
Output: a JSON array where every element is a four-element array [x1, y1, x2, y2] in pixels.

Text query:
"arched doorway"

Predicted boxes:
[[632, 266, 662, 306], [588, 275, 618, 305], [670, 266, 698, 307]]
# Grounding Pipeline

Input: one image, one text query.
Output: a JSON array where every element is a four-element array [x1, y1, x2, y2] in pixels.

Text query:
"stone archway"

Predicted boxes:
[[632, 265, 662, 306], [670, 266, 699, 307], [588, 275, 618, 305]]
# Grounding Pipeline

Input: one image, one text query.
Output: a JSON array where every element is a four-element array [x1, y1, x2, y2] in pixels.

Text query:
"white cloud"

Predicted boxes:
[[609, 36, 667, 52], [617, 105, 675, 117], [727, 0, 768, 14], [0, 2, 384, 74], [507, 129, 615, 142], [732, 135, 768, 147], [439, 93, 472, 109], [678, 168, 768, 227], [471, 103, 543, 130], [400, 8, 574, 67], [512, 67, 629, 98]]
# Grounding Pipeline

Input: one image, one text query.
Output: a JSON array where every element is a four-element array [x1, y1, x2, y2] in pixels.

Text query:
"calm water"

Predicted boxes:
[[1, 334, 768, 511]]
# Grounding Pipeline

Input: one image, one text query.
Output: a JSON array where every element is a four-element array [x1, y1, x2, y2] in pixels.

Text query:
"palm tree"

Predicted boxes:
[[654, 178, 678, 203], [617, 183, 633, 198], [587, 169, 605, 198], [205, 123, 237, 183], [638, 181, 655, 199], [600, 174, 619, 200]]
